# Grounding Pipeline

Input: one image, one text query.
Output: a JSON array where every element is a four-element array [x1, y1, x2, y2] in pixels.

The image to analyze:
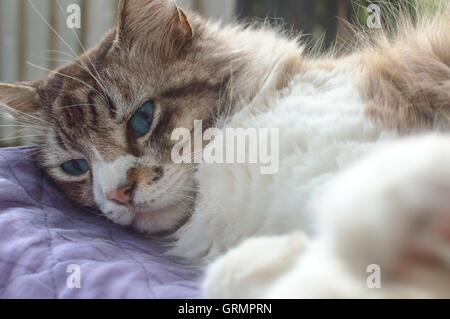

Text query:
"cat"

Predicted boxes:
[[0, 0, 449, 298]]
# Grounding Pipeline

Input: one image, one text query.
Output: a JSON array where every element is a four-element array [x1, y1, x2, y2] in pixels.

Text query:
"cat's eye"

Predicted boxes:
[[130, 101, 155, 136], [61, 159, 89, 176]]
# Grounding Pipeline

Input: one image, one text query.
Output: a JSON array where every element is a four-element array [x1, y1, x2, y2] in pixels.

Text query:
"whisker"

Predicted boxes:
[[166, 196, 192, 215], [175, 147, 204, 164], [40, 49, 75, 60], [25, 62, 108, 106], [0, 124, 49, 131], [0, 135, 46, 142], [0, 113, 49, 129], [0, 101, 49, 125], [55, 0, 110, 99], [27, 0, 110, 103], [179, 186, 200, 192], [172, 194, 196, 204], [10, 149, 46, 166], [27, 0, 80, 58], [32, 56, 98, 75]]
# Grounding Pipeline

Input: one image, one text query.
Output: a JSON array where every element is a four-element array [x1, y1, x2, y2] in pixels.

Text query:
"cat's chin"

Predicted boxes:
[[103, 201, 191, 235], [133, 203, 192, 234]]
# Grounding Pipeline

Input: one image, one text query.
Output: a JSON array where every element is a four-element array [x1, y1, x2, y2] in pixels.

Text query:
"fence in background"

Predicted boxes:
[[0, 0, 236, 146]]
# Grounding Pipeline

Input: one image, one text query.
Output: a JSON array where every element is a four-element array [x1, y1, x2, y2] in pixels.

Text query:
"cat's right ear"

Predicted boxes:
[[0, 82, 40, 114], [113, 0, 194, 57]]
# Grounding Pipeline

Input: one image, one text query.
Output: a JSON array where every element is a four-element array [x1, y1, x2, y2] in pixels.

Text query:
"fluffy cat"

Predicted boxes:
[[0, 0, 449, 298]]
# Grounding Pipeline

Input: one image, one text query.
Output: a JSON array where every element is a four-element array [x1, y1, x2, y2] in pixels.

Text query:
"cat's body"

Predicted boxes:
[[171, 59, 396, 261], [172, 25, 450, 297], [0, 0, 449, 298]]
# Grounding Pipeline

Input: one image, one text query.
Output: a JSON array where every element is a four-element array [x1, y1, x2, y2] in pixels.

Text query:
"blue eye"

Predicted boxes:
[[61, 159, 89, 176], [130, 101, 155, 136]]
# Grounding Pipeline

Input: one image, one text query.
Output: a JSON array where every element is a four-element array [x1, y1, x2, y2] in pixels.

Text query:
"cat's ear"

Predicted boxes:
[[114, 0, 193, 57], [0, 82, 40, 114]]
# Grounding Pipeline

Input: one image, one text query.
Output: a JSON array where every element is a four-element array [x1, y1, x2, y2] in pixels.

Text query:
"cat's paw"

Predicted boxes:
[[316, 135, 450, 297], [202, 232, 309, 299], [203, 136, 450, 299]]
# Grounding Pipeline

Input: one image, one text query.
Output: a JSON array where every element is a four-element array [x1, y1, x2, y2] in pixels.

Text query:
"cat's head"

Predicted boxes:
[[0, 0, 237, 234]]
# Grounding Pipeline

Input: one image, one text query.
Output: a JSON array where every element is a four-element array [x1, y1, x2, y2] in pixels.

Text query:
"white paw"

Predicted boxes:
[[316, 135, 450, 297], [203, 136, 450, 299], [202, 232, 309, 299]]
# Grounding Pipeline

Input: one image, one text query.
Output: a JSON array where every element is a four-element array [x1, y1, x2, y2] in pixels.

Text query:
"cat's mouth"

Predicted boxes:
[[96, 170, 197, 233], [102, 199, 193, 234], [124, 203, 163, 215]]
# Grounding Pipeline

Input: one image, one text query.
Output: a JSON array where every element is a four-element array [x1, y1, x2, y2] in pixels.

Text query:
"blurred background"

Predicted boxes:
[[0, 0, 412, 146]]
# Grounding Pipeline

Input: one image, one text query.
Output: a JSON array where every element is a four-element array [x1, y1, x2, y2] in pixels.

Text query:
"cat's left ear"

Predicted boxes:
[[0, 82, 40, 114], [114, 0, 194, 57]]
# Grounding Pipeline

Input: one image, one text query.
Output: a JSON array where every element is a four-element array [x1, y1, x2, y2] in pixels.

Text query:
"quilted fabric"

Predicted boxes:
[[0, 147, 200, 298]]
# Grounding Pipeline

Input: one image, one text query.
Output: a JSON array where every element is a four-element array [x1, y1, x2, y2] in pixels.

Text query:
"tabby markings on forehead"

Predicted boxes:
[[161, 80, 227, 99]]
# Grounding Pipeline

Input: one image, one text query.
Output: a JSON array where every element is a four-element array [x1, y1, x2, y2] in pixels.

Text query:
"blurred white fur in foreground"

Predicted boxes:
[[204, 136, 450, 298]]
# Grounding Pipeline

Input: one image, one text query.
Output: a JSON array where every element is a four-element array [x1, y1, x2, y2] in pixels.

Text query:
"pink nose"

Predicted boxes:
[[106, 184, 134, 205]]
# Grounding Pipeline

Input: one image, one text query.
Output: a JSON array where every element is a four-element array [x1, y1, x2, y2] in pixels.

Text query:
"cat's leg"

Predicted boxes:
[[203, 231, 381, 298], [202, 232, 310, 299]]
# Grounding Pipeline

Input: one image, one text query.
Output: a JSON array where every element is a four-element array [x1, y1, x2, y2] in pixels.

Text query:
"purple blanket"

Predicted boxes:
[[0, 147, 200, 298]]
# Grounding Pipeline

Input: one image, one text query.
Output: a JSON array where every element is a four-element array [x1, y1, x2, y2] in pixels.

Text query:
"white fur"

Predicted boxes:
[[169, 61, 450, 298], [92, 153, 193, 233], [170, 63, 396, 261], [93, 154, 137, 226], [204, 136, 450, 298]]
